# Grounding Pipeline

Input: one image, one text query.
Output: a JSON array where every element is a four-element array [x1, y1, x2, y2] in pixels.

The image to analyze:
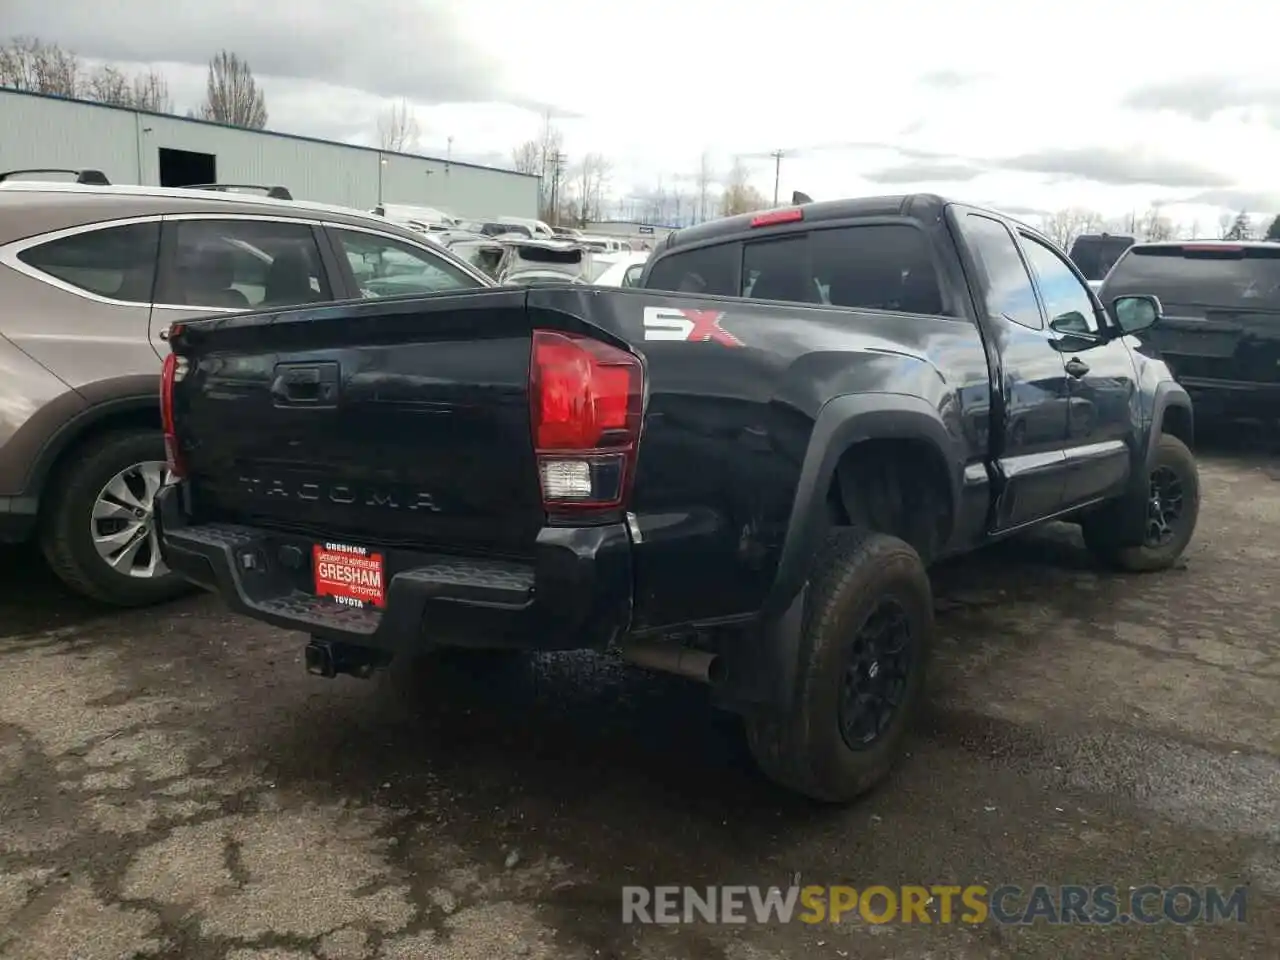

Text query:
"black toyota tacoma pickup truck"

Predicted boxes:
[[155, 194, 1198, 803]]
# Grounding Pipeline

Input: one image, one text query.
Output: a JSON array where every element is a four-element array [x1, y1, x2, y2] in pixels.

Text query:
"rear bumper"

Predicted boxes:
[[155, 484, 633, 654]]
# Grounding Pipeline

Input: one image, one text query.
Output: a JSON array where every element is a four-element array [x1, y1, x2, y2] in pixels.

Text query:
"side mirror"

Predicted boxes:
[[1111, 294, 1162, 333], [1048, 312, 1099, 338]]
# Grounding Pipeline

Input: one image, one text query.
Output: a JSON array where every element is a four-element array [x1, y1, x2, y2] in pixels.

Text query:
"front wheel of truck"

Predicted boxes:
[[745, 529, 934, 803], [1081, 434, 1200, 573]]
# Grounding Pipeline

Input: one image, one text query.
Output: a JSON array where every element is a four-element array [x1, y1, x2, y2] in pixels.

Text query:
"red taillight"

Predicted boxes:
[[751, 208, 803, 227], [160, 352, 188, 478], [530, 330, 643, 513], [1181, 244, 1242, 253]]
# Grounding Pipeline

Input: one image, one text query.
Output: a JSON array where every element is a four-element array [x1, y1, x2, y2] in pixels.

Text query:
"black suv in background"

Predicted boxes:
[[1100, 240, 1280, 422], [1069, 233, 1135, 290]]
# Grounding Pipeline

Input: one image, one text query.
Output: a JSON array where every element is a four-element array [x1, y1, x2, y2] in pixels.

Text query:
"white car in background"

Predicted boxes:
[[370, 203, 459, 232], [589, 250, 650, 287]]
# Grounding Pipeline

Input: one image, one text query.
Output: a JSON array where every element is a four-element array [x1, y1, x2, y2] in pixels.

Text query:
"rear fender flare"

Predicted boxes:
[[761, 392, 962, 621]]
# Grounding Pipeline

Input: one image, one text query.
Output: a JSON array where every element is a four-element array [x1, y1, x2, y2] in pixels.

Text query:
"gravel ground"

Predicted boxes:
[[0, 440, 1277, 959]]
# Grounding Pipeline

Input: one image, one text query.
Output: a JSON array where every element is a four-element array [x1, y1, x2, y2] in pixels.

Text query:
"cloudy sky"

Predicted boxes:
[[9, 0, 1280, 228]]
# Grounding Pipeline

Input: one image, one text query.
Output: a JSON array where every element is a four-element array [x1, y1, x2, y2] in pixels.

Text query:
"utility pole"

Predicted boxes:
[[549, 151, 568, 226], [771, 149, 784, 206]]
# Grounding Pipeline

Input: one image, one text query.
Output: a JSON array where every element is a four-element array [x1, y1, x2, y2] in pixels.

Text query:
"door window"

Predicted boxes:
[[16, 222, 160, 303], [1020, 233, 1100, 333], [331, 229, 480, 298], [961, 214, 1043, 329], [162, 219, 330, 310]]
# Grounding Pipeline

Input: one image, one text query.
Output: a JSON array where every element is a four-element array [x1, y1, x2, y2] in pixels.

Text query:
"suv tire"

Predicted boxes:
[[40, 429, 192, 607], [745, 529, 933, 803], [1082, 434, 1199, 572]]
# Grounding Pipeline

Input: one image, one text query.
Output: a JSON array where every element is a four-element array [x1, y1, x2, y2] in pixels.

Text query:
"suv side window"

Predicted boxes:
[[161, 219, 330, 310], [16, 222, 160, 303], [1019, 232, 1100, 334], [961, 214, 1042, 329], [330, 229, 480, 298]]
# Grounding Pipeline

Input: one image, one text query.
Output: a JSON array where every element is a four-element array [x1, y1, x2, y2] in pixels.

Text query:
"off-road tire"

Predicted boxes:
[[40, 429, 192, 607], [1082, 434, 1199, 573], [745, 528, 934, 803]]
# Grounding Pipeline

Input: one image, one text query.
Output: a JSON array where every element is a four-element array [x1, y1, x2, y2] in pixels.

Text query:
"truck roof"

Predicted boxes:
[[658, 193, 1040, 254]]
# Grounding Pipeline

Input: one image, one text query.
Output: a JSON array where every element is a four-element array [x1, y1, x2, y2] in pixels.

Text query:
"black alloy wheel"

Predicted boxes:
[[1144, 465, 1184, 547], [838, 599, 914, 750]]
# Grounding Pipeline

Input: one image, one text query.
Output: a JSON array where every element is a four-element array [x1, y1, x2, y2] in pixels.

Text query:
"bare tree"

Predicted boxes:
[[199, 50, 267, 129], [535, 113, 564, 218], [1218, 211, 1234, 239], [82, 63, 172, 112], [720, 158, 767, 217], [130, 70, 172, 112], [576, 152, 610, 223], [84, 64, 130, 105], [1136, 205, 1175, 242], [1039, 207, 1105, 251], [512, 119, 613, 222], [511, 141, 539, 175], [695, 151, 714, 223], [1223, 210, 1253, 241], [2, 37, 173, 112], [0, 36, 80, 96], [509, 114, 567, 220], [377, 98, 420, 152]]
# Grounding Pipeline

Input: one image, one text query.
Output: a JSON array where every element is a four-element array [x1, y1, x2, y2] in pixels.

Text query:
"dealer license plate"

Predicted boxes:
[[313, 542, 386, 609]]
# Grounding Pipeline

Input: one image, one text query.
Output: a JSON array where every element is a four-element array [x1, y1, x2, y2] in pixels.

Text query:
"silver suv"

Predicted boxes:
[[0, 173, 493, 606]]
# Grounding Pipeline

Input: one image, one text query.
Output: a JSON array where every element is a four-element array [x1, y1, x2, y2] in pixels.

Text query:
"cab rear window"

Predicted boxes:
[[644, 224, 948, 315], [1105, 244, 1280, 310]]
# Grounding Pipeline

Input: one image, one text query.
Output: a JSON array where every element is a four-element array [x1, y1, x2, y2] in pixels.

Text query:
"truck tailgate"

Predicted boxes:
[[168, 289, 547, 555]]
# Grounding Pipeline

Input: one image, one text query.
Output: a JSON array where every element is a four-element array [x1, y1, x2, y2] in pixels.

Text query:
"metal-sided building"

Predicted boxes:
[[0, 88, 540, 219]]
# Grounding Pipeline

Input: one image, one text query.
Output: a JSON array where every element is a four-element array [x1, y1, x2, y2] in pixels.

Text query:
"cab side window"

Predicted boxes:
[[1019, 233, 1100, 334], [16, 222, 160, 304]]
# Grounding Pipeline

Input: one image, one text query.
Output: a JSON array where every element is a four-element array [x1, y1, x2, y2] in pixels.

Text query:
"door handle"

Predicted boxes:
[[1065, 357, 1089, 378], [270, 362, 339, 407]]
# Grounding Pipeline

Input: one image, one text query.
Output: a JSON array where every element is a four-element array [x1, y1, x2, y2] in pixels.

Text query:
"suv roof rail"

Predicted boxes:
[[184, 183, 293, 200], [0, 167, 111, 185]]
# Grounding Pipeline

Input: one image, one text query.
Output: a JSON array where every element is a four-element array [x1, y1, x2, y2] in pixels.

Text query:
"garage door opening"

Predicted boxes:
[[158, 148, 215, 188]]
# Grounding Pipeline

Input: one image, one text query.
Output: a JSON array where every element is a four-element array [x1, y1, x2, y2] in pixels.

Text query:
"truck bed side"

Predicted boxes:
[[164, 282, 992, 637]]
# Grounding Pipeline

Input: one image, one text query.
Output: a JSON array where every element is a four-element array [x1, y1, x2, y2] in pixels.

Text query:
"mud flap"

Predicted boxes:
[[711, 583, 807, 716]]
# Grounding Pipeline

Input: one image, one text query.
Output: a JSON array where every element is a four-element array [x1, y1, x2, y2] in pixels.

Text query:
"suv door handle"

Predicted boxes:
[[1065, 357, 1089, 378]]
